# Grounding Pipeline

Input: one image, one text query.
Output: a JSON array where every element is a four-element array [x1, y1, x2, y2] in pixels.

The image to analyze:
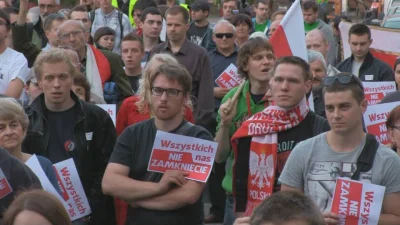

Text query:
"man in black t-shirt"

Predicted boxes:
[[0, 148, 41, 219], [187, 0, 215, 51], [23, 49, 117, 225], [121, 33, 144, 94], [103, 61, 213, 225]]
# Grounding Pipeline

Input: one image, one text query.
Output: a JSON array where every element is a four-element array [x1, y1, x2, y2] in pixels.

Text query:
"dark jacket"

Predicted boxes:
[[23, 92, 117, 225], [187, 21, 216, 52], [12, 23, 133, 103], [336, 52, 395, 81]]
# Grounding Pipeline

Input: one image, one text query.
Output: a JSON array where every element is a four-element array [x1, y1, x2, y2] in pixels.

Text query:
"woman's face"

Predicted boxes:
[[13, 210, 52, 225], [0, 119, 25, 151], [395, 64, 400, 88], [98, 35, 115, 51], [235, 22, 250, 39], [72, 84, 87, 102]]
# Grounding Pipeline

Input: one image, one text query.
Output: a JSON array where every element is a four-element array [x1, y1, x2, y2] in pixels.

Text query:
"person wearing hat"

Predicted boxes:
[[0, 8, 29, 99], [94, 26, 116, 51], [187, 0, 215, 52]]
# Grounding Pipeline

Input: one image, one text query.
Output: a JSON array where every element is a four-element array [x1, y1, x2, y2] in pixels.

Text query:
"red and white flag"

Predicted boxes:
[[269, 0, 308, 60]]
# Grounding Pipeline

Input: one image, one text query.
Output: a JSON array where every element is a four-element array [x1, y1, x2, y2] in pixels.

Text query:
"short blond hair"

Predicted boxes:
[[0, 98, 29, 132], [33, 48, 75, 80]]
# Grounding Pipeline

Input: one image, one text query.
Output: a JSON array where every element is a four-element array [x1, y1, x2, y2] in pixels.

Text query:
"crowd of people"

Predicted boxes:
[[0, 0, 399, 225]]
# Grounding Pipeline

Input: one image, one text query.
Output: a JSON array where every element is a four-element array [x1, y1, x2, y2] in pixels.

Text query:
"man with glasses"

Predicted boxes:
[[280, 72, 400, 224], [252, 0, 270, 33], [232, 56, 329, 219], [307, 50, 328, 118], [103, 63, 213, 225], [205, 19, 237, 224], [32, 0, 60, 49], [151, 6, 214, 132]]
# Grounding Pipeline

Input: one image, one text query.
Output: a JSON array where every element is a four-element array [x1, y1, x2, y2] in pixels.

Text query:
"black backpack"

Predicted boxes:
[[89, 9, 124, 43], [351, 134, 379, 180]]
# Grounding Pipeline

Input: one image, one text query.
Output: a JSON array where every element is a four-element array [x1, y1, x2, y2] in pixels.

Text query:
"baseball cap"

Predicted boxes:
[[189, 0, 210, 11]]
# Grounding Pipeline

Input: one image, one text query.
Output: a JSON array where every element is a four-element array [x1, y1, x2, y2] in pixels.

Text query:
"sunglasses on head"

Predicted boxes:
[[323, 73, 364, 90], [215, 33, 234, 39]]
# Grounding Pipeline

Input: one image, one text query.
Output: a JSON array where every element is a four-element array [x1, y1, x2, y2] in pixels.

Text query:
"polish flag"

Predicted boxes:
[[269, 0, 308, 60]]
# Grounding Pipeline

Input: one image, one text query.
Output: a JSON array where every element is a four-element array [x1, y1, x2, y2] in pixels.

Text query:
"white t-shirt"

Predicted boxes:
[[351, 60, 362, 77], [0, 48, 29, 94]]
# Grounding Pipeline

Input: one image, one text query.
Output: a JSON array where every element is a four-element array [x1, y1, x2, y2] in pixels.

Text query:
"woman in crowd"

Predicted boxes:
[[231, 14, 252, 48], [114, 53, 194, 225], [2, 190, 71, 225], [386, 105, 400, 155], [93, 27, 116, 51], [0, 98, 60, 193]]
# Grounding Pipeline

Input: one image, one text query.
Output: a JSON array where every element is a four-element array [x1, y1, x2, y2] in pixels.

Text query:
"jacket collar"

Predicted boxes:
[[30, 91, 86, 120], [163, 39, 190, 55], [350, 51, 374, 66]]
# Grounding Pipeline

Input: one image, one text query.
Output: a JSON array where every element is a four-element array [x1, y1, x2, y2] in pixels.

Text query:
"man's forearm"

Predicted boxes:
[[215, 125, 231, 163], [378, 214, 400, 225], [135, 181, 205, 211]]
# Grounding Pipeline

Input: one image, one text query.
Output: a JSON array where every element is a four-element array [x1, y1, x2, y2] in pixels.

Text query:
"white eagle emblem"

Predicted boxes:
[[249, 151, 274, 189]]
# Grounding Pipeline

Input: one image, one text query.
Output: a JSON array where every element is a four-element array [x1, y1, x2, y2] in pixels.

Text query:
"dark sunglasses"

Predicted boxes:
[[215, 33, 234, 39], [323, 74, 364, 90]]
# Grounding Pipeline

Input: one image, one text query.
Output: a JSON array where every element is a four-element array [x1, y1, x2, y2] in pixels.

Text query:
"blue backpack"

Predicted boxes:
[[103, 82, 119, 104]]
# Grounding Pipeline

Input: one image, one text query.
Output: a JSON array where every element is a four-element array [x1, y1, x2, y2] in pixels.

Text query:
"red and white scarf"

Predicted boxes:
[[231, 97, 309, 215]]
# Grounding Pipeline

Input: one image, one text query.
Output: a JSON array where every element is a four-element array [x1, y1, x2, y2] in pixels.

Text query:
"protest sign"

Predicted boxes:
[[362, 82, 396, 105], [0, 168, 12, 199], [363, 102, 398, 144], [215, 64, 242, 89], [331, 178, 385, 225], [53, 158, 91, 220], [97, 104, 116, 126], [148, 131, 218, 182], [25, 155, 68, 210]]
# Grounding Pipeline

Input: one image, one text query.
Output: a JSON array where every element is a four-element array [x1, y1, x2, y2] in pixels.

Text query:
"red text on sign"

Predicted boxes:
[[60, 167, 87, 215], [361, 192, 374, 224]]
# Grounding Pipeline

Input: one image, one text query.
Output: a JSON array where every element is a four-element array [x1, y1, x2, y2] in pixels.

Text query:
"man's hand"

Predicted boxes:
[[214, 87, 230, 99], [219, 98, 238, 127], [323, 211, 339, 225], [233, 216, 250, 225], [157, 170, 189, 194], [18, 0, 29, 24]]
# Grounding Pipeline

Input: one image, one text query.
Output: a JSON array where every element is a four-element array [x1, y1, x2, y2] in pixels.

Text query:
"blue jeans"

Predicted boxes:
[[223, 195, 236, 225]]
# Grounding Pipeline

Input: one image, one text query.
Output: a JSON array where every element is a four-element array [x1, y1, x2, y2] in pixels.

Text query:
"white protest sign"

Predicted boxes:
[[25, 155, 68, 211], [0, 168, 12, 199], [362, 82, 396, 105], [53, 158, 91, 220], [148, 131, 218, 183], [97, 104, 116, 126], [215, 64, 242, 89], [363, 102, 398, 145], [331, 178, 385, 225]]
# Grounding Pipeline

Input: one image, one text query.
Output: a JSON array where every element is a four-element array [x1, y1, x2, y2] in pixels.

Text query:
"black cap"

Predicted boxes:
[[189, 0, 210, 11]]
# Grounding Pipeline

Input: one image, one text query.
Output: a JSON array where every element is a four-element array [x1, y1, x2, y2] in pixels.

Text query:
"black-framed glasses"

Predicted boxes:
[[215, 33, 234, 39], [151, 87, 185, 97], [323, 73, 364, 91]]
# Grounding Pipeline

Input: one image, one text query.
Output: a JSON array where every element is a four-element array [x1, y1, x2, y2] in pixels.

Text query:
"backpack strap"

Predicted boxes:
[[89, 9, 96, 33], [117, 10, 124, 42], [351, 134, 379, 180]]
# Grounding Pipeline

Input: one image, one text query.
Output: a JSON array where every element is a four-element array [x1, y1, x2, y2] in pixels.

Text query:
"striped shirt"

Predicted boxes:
[[90, 8, 133, 54]]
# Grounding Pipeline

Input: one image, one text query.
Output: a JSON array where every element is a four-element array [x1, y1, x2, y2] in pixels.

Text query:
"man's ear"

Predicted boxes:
[[361, 99, 368, 113]]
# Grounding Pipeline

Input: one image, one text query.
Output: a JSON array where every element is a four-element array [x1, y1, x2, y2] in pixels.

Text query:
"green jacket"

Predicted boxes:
[[216, 80, 268, 193], [12, 23, 133, 102]]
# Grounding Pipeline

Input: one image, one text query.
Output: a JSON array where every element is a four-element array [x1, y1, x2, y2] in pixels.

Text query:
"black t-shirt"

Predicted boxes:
[[0, 148, 41, 218], [250, 93, 265, 104], [127, 74, 142, 94], [234, 112, 330, 212], [187, 24, 208, 46], [109, 118, 213, 225], [46, 103, 79, 164]]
